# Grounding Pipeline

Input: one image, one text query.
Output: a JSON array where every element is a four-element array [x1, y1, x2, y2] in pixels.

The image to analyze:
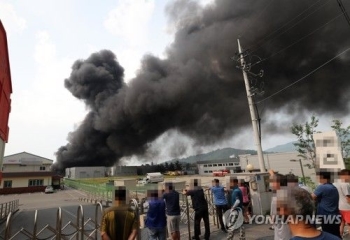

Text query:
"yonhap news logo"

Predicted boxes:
[[248, 215, 342, 225]]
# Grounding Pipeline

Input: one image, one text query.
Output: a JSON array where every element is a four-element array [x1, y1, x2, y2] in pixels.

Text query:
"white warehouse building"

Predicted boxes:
[[239, 152, 317, 182], [65, 166, 107, 179]]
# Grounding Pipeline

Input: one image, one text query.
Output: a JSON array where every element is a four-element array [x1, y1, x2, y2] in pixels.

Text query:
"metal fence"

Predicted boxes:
[[2, 180, 234, 240], [0, 200, 19, 223]]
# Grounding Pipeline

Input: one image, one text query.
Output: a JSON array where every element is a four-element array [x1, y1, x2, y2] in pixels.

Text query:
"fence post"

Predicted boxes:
[[185, 195, 191, 240], [95, 202, 103, 239], [5, 212, 12, 240], [33, 210, 38, 240], [56, 207, 62, 239]]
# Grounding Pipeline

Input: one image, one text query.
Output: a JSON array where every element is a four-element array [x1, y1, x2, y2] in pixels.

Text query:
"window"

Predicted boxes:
[[204, 171, 208, 173], [234, 163, 239, 166], [208, 164, 212, 167], [28, 179, 44, 187], [229, 163, 234, 166], [209, 170, 213, 173], [213, 164, 217, 167], [204, 165, 207, 167], [218, 164, 222, 166], [40, 166, 46, 170], [4, 180, 12, 188]]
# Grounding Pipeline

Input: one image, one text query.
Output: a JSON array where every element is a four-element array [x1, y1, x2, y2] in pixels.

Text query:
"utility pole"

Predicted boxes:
[[237, 39, 266, 173]]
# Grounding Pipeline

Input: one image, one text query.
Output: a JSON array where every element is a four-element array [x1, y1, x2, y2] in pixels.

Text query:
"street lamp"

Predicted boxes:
[[246, 164, 254, 173], [290, 159, 306, 185]]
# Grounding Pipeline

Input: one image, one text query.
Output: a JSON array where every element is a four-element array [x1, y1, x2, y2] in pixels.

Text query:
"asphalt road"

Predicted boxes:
[[0, 188, 101, 240]]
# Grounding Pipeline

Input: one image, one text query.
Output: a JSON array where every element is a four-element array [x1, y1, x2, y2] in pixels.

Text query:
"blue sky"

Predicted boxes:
[[1, 0, 344, 164]]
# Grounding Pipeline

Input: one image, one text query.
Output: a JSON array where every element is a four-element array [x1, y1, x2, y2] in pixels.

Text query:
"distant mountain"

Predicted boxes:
[[265, 141, 297, 153], [168, 147, 257, 164]]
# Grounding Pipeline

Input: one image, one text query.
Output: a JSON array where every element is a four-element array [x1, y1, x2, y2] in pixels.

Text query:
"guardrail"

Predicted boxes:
[[0, 200, 19, 223]]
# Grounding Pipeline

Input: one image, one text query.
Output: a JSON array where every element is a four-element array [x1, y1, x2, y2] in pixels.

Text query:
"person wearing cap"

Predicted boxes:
[[100, 186, 138, 240]]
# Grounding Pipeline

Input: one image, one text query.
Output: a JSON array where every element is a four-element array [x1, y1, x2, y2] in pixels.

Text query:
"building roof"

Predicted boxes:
[[3, 152, 53, 165], [197, 157, 240, 165]]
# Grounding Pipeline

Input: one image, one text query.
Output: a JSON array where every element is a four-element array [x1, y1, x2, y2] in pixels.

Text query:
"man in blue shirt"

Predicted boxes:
[[311, 171, 341, 239], [163, 183, 181, 240], [210, 179, 229, 232], [231, 178, 243, 210], [145, 189, 167, 240]]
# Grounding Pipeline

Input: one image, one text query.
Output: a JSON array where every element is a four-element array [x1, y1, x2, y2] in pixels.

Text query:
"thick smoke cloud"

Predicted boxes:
[[55, 0, 350, 170]]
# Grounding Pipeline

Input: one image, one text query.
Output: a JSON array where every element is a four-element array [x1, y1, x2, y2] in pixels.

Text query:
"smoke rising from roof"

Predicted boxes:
[[55, 0, 350, 170]]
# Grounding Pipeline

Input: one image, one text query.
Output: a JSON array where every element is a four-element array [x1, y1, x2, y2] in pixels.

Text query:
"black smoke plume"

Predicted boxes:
[[55, 0, 350, 170]]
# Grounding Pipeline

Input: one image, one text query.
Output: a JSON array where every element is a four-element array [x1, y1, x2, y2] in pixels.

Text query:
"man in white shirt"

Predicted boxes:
[[333, 169, 350, 237]]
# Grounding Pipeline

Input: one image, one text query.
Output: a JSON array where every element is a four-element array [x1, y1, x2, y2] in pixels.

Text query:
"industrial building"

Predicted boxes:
[[0, 152, 57, 194], [65, 166, 107, 179], [197, 157, 241, 175], [111, 165, 138, 176], [0, 20, 12, 167], [239, 151, 317, 182]]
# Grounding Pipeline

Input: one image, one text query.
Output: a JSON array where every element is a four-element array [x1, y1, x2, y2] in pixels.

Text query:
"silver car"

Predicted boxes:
[[44, 186, 54, 194]]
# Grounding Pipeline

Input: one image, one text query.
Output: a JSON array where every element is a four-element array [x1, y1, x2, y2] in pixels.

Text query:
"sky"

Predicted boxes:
[[1, 0, 349, 165]]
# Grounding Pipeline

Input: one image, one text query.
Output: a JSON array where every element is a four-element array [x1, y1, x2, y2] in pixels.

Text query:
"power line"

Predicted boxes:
[[250, 12, 344, 67], [256, 46, 350, 104], [247, 0, 331, 55], [337, 0, 350, 28]]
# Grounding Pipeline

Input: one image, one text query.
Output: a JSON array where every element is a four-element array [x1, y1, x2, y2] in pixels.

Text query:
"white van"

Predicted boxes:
[[146, 172, 164, 183]]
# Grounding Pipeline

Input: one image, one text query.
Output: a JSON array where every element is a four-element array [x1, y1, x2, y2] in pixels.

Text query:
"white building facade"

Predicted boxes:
[[65, 166, 106, 179], [0, 152, 55, 194], [239, 152, 317, 182], [197, 157, 241, 176]]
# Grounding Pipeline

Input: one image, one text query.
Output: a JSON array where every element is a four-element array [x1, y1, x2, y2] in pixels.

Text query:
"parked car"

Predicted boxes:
[[45, 186, 54, 194]]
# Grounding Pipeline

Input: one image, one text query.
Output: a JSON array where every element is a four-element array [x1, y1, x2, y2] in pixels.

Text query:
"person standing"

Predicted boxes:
[[210, 178, 229, 232], [183, 179, 210, 240], [163, 183, 181, 240], [333, 169, 350, 237], [238, 179, 250, 223], [312, 171, 342, 239], [145, 189, 167, 240], [231, 178, 243, 210], [268, 170, 292, 240], [100, 186, 138, 240], [277, 186, 341, 240]]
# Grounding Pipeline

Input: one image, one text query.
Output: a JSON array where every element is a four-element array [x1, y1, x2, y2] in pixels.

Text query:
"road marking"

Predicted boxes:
[[61, 207, 96, 230]]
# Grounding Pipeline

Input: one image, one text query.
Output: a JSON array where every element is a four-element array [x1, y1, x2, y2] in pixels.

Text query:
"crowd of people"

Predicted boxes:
[[99, 178, 250, 240], [271, 168, 350, 240], [99, 168, 350, 240]]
